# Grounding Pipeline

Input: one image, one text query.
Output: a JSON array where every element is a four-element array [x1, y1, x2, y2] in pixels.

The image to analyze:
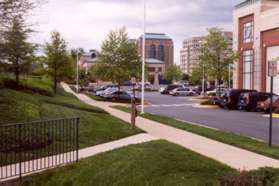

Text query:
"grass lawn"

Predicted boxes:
[[20, 140, 235, 186], [111, 105, 279, 160], [0, 78, 142, 149]]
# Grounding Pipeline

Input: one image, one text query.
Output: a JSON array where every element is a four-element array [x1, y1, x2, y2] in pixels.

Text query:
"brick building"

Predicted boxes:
[[233, 0, 279, 94], [137, 33, 174, 85]]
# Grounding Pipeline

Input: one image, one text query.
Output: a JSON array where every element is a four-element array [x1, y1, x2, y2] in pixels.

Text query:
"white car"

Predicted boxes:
[[206, 88, 227, 97], [96, 87, 118, 97], [170, 88, 196, 96]]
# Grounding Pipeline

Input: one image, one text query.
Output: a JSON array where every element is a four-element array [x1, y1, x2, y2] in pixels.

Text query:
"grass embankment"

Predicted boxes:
[[20, 140, 235, 185], [0, 77, 142, 148], [111, 105, 279, 160]]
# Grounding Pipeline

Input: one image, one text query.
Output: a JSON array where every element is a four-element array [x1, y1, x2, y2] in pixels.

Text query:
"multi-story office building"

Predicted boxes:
[[233, 0, 279, 94], [180, 36, 205, 75], [180, 32, 233, 75], [137, 33, 174, 85]]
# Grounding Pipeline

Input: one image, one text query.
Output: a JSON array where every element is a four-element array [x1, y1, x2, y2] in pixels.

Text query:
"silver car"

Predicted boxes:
[[170, 88, 196, 96]]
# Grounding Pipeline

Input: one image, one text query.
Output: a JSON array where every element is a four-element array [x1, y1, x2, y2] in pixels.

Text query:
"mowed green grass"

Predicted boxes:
[[0, 79, 142, 148], [21, 140, 235, 186], [111, 105, 279, 160]]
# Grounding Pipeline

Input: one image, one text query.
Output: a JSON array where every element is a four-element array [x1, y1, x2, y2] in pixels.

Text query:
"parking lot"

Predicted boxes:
[[142, 92, 279, 144]]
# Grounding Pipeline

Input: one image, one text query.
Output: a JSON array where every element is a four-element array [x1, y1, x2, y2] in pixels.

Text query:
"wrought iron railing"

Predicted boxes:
[[0, 118, 80, 181]]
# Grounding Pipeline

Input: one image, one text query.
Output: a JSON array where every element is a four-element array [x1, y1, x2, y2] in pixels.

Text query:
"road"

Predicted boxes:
[[143, 92, 279, 144]]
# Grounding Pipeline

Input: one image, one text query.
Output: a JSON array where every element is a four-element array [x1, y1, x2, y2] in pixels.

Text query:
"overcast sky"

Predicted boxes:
[[31, 0, 243, 63]]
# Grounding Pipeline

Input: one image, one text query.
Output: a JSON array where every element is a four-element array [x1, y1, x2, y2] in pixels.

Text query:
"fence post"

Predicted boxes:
[[76, 118, 80, 162], [18, 124, 22, 180]]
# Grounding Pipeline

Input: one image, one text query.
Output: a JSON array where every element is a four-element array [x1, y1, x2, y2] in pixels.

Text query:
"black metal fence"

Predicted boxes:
[[0, 118, 80, 181]]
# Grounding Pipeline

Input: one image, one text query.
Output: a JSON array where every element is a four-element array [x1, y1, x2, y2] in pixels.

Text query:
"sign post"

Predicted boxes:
[[131, 77, 137, 129], [268, 60, 277, 146]]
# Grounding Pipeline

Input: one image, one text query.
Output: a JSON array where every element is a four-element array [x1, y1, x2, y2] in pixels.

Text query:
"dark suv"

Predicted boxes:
[[238, 92, 272, 111], [219, 89, 257, 110]]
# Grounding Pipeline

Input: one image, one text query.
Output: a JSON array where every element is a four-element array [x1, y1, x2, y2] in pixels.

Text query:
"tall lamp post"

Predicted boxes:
[[76, 49, 79, 93], [141, 0, 146, 114]]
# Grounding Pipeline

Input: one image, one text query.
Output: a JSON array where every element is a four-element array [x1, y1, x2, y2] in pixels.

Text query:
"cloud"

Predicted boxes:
[[30, 0, 244, 63]]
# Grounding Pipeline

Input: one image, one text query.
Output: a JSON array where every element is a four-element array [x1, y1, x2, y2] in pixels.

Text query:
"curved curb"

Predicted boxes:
[[192, 104, 219, 109], [262, 113, 279, 118]]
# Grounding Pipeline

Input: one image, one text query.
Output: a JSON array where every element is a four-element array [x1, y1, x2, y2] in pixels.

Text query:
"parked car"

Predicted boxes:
[[97, 87, 119, 97], [170, 87, 196, 96], [219, 89, 257, 110], [95, 85, 118, 93], [206, 88, 227, 97], [103, 90, 138, 101], [257, 95, 279, 112], [160, 84, 183, 94], [238, 92, 272, 111], [193, 85, 215, 95]]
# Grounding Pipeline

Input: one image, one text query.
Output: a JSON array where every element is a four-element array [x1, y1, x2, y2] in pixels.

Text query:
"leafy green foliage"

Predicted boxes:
[[44, 31, 74, 93], [163, 64, 182, 82], [21, 141, 234, 186], [0, 76, 54, 96], [197, 27, 238, 86], [91, 27, 141, 85]]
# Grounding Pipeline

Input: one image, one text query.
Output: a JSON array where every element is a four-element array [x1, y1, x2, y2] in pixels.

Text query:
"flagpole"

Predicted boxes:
[[141, 0, 146, 114], [76, 49, 79, 93]]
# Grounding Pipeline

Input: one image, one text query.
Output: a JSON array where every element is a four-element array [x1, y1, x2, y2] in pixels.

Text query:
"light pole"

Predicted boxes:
[[228, 64, 231, 89], [141, 0, 146, 114], [202, 61, 205, 96], [76, 49, 79, 93]]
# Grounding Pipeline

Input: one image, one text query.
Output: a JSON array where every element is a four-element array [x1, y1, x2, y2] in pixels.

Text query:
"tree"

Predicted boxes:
[[92, 27, 141, 92], [198, 27, 238, 91], [1, 17, 36, 85], [0, 0, 37, 85], [181, 73, 190, 81], [44, 31, 74, 93], [164, 64, 182, 83]]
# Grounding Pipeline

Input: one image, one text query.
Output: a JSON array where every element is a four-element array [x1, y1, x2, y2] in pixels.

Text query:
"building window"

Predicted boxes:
[[243, 22, 253, 43], [158, 45, 165, 61], [243, 50, 253, 89], [150, 45, 156, 59]]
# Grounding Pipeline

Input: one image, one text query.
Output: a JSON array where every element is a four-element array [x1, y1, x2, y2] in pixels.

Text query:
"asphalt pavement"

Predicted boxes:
[[143, 92, 279, 144]]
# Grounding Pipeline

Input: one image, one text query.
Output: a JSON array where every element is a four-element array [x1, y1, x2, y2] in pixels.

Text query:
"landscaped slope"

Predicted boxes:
[[21, 140, 235, 185], [0, 78, 141, 148]]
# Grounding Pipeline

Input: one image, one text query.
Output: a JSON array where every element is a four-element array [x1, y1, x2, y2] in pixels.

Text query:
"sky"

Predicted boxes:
[[31, 0, 244, 63]]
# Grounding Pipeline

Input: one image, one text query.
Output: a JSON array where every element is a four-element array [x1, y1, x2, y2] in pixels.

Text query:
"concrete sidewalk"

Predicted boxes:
[[62, 83, 279, 171]]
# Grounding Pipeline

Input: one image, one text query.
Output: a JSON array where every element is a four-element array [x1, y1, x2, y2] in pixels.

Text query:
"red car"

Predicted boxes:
[[257, 95, 279, 112]]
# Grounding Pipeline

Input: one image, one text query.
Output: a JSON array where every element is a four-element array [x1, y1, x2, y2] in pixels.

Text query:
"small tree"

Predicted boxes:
[[164, 65, 182, 83], [92, 27, 141, 93], [1, 17, 36, 85], [198, 27, 238, 92], [0, 0, 37, 85], [44, 31, 74, 93]]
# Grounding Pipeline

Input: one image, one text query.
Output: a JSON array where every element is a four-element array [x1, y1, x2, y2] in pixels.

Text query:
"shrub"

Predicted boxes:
[[219, 171, 258, 185], [220, 167, 279, 186], [250, 167, 279, 185], [1, 77, 54, 96]]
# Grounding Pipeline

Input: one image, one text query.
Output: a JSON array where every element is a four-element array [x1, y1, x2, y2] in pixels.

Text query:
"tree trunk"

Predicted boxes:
[[54, 60, 57, 94], [15, 57, 20, 87]]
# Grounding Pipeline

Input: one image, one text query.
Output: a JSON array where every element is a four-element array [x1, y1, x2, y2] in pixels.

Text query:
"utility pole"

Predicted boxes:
[[141, 0, 146, 114]]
